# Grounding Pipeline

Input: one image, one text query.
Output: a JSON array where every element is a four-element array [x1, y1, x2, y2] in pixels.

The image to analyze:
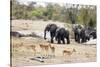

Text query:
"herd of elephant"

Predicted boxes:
[[44, 24, 96, 44]]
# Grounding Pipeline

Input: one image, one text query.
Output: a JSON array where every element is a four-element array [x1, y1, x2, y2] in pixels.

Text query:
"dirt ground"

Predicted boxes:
[[11, 20, 96, 67]]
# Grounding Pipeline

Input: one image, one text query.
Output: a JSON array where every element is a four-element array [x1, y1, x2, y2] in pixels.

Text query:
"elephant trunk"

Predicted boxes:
[[44, 30, 47, 40]]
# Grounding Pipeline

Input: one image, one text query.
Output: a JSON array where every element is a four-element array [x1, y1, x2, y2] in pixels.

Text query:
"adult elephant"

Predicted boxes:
[[73, 27, 92, 43], [72, 24, 91, 43], [73, 24, 96, 43], [89, 30, 96, 39], [74, 27, 82, 43], [81, 27, 97, 43], [72, 24, 83, 43], [44, 24, 58, 43], [55, 28, 70, 44]]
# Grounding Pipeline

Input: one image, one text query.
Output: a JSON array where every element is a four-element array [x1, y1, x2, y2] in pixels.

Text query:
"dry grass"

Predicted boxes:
[[11, 20, 96, 67], [11, 37, 96, 67]]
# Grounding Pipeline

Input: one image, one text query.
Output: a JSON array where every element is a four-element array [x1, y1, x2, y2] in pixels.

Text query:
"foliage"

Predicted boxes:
[[11, 0, 96, 28]]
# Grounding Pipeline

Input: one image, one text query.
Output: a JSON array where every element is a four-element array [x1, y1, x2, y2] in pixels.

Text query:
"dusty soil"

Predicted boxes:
[[11, 20, 96, 67]]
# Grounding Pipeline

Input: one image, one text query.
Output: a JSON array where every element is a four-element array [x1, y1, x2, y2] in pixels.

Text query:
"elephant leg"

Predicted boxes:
[[78, 38, 80, 43], [77, 35, 80, 43], [51, 36, 54, 43], [83, 38, 85, 43], [51, 38, 53, 43], [58, 37, 61, 44], [75, 35, 78, 42], [50, 32, 54, 43], [88, 38, 90, 41], [84, 37, 87, 42], [66, 36, 70, 44], [83, 37, 86, 43], [61, 37, 65, 44], [58, 40, 61, 44], [81, 36, 86, 43], [81, 38, 84, 43], [74, 33, 77, 42], [87, 36, 90, 41]]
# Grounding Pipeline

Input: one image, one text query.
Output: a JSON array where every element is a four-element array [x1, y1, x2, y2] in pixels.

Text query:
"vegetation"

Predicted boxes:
[[11, 0, 96, 28]]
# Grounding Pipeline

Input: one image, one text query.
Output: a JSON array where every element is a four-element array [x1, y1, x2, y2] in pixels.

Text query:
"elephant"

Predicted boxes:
[[55, 28, 70, 44], [72, 24, 83, 43], [80, 28, 91, 43], [72, 24, 94, 43], [81, 27, 96, 42], [74, 27, 82, 43], [89, 30, 96, 39], [44, 24, 58, 43], [80, 28, 88, 43]]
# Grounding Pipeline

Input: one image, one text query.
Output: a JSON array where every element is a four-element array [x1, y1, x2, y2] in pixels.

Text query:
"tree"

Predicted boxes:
[[46, 3, 53, 20], [11, 0, 96, 27], [27, 1, 36, 11]]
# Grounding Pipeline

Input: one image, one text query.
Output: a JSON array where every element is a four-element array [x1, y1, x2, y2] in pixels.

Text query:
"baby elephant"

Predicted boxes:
[[55, 28, 70, 44]]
